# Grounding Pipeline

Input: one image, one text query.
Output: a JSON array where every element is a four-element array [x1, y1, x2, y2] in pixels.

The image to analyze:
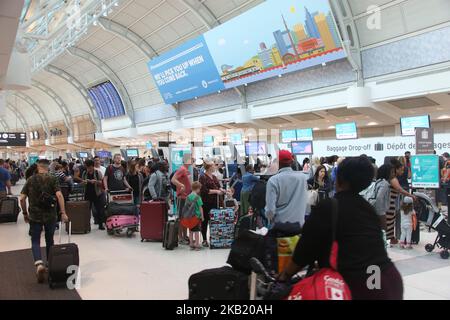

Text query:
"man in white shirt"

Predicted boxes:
[[94, 156, 106, 176]]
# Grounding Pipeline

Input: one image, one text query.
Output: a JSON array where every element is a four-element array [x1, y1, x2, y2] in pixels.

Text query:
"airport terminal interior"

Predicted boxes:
[[1, 0, 450, 301]]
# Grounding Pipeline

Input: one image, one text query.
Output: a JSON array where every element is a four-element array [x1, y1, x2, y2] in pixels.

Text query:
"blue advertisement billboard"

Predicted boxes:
[[148, 0, 346, 104], [147, 36, 225, 104], [411, 155, 439, 188]]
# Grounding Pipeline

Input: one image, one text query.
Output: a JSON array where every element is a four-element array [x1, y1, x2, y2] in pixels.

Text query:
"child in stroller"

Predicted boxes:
[[414, 192, 450, 259]]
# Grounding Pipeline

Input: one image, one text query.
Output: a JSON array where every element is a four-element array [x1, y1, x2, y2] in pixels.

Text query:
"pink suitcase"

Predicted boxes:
[[106, 215, 139, 237]]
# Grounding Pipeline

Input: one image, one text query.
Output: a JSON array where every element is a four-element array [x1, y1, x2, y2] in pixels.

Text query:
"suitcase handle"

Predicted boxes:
[[59, 221, 72, 244]]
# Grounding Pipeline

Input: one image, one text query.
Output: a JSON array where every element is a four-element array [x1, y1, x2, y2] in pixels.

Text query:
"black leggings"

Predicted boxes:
[[201, 202, 216, 242]]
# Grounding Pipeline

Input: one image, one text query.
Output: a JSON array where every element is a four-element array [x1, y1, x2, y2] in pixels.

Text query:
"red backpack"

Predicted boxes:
[[286, 199, 352, 300]]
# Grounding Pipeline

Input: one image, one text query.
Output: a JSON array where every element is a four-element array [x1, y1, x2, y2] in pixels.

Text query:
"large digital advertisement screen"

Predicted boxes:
[[291, 141, 313, 155], [147, 0, 346, 104], [401, 115, 430, 136], [336, 122, 358, 140], [88, 81, 126, 119], [245, 142, 268, 156]]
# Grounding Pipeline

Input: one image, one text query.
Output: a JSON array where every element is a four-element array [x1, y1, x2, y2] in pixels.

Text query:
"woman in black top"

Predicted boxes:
[[307, 165, 331, 203], [126, 160, 143, 206], [279, 156, 403, 300]]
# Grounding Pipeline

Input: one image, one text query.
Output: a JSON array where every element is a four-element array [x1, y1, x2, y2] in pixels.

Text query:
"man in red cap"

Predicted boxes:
[[265, 150, 308, 227]]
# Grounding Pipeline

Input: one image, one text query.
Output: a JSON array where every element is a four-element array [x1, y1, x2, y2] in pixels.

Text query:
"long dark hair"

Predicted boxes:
[[314, 165, 328, 182], [377, 164, 393, 181]]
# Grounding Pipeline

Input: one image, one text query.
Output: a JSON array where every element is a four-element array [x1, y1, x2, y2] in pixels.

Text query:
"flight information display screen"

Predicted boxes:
[[88, 81, 126, 119]]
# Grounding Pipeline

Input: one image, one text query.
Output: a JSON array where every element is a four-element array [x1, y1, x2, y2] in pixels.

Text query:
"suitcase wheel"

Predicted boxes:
[[49, 278, 55, 289], [141, 239, 144, 242], [126, 229, 134, 238]]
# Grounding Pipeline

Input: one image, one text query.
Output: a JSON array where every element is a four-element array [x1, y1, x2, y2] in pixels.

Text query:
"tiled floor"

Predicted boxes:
[[1, 181, 449, 300]]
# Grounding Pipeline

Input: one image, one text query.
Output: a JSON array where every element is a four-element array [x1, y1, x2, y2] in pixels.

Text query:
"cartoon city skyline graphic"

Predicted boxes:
[[211, 3, 344, 84]]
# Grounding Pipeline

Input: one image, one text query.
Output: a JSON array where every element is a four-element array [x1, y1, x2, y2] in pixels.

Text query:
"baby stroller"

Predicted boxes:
[[105, 190, 139, 237], [414, 192, 450, 259]]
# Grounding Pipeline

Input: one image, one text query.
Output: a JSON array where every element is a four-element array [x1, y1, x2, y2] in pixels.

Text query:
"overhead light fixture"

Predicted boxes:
[[103, 11, 108, 17], [114, 1, 119, 7], [313, 127, 320, 131], [328, 126, 335, 129], [367, 122, 378, 126], [93, 20, 98, 26], [438, 115, 450, 120]]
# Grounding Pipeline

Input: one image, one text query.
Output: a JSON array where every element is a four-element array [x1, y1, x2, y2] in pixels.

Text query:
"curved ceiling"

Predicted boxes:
[[3, 0, 450, 134]]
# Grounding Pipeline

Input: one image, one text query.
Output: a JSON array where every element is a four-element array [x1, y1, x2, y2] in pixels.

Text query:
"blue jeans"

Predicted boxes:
[[30, 221, 56, 264], [133, 195, 141, 215]]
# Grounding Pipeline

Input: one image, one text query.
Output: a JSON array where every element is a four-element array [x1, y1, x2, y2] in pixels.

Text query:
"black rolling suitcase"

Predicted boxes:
[[163, 219, 179, 250], [0, 196, 20, 223], [188, 266, 249, 300], [48, 222, 80, 289]]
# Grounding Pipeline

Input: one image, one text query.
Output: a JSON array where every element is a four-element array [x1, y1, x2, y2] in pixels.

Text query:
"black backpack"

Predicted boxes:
[[249, 180, 267, 210]]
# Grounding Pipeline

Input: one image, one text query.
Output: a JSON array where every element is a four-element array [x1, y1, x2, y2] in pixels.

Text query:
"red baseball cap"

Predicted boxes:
[[279, 150, 293, 165]]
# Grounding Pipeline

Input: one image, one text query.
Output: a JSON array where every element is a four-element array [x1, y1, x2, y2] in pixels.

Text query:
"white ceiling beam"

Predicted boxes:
[[98, 17, 158, 59], [178, 0, 220, 30], [13, 92, 50, 135], [0, 118, 10, 131], [45, 64, 101, 132], [6, 102, 28, 130], [32, 80, 73, 136]]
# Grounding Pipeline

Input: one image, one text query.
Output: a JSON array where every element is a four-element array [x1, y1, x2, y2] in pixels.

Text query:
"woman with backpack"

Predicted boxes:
[[279, 156, 403, 300], [373, 164, 394, 231], [148, 161, 170, 202]]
